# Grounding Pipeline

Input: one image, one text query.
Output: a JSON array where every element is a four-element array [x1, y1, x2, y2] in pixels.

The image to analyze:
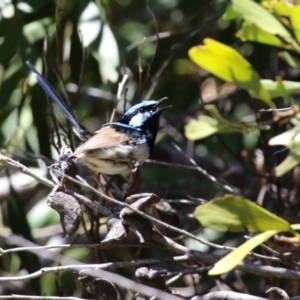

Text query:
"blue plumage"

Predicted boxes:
[[26, 61, 169, 175]]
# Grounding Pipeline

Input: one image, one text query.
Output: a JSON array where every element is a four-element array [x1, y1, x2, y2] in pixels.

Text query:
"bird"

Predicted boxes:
[[26, 61, 169, 176]]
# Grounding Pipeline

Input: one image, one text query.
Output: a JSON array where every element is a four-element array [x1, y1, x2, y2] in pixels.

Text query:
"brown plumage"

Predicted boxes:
[[73, 126, 130, 156]]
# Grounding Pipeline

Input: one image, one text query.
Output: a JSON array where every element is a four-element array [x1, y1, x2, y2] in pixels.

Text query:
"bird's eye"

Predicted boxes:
[[139, 107, 145, 113]]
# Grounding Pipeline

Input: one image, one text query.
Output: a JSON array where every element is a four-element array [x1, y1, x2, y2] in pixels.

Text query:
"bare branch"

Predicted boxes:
[[0, 154, 111, 216], [0, 296, 93, 300], [190, 291, 267, 300], [173, 143, 241, 195]]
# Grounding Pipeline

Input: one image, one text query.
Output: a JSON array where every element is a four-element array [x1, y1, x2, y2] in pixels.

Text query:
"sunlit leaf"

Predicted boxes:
[[260, 79, 300, 98], [291, 223, 300, 230], [223, 2, 240, 20], [232, 0, 291, 37], [237, 23, 287, 48], [274, 153, 300, 177], [93, 23, 119, 83], [194, 194, 291, 232], [208, 230, 279, 275], [78, 2, 101, 47], [27, 198, 60, 229], [78, 1, 119, 83], [188, 38, 272, 106], [185, 115, 240, 140], [290, 6, 300, 44], [269, 126, 300, 176], [23, 18, 54, 44], [269, 125, 300, 148], [262, 0, 292, 16], [279, 51, 300, 69]]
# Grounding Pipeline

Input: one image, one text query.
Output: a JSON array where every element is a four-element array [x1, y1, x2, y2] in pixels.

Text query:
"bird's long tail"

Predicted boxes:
[[26, 61, 91, 141]]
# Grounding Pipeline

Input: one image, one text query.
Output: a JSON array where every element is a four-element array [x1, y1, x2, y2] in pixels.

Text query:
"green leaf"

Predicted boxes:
[[78, 1, 119, 83], [269, 126, 300, 176], [269, 125, 300, 148], [273, 153, 300, 177], [291, 223, 300, 230], [194, 194, 291, 232], [290, 6, 300, 44], [209, 230, 279, 275], [23, 18, 55, 43], [237, 23, 287, 48], [188, 38, 272, 106], [232, 0, 291, 38], [223, 2, 240, 20], [260, 79, 300, 98], [262, 0, 292, 17], [27, 198, 60, 229], [184, 115, 240, 140], [279, 51, 300, 68]]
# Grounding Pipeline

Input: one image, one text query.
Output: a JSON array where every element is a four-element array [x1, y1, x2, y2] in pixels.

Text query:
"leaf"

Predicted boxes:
[[188, 38, 272, 106], [184, 115, 240, 140], [237, 23, 287, 48], [223, 2, 240, 20], [232, 0, 291, 38], [260, 79, 300, 98], [290, 6, 300, 44], [92, 23, 119, 83], [279, 51, 300, 69], [194, 194, 291, 232], [269, 125, 300, 148], [78, 1, 119, 83], [208, 230, 279, 275], [23, 18, 55, 44], [269, 126, 300, 176], [273, 153, 300, 177], [262, 0, 292, 16]]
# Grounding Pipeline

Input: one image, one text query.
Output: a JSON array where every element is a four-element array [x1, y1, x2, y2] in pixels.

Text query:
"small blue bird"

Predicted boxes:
[[26, 62, 169, 175]]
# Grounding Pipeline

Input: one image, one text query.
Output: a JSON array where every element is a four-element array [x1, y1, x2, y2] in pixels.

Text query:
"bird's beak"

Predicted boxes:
[[153, 97, 168, 110], [152, 97, 171, 115]]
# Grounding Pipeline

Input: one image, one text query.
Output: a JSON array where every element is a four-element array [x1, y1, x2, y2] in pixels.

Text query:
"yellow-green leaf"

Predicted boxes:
[[188, 39, 272, 106], [223, 2, 239, 20], [237, 23, 287, 48], [269, 126, 300, 148], [273, 153, 300, 177], [262, 0, 292, 17], [194, 194, 291, 232], [291, 223, 300, 230], [279, 51, 300, 69], [232, 0, 291, 38], [290, 6, 300, 44], [184, 115, 240, 140], [208, 230, 279, 275], [269, 126, 300, 176], [260, 79, 300, 98]]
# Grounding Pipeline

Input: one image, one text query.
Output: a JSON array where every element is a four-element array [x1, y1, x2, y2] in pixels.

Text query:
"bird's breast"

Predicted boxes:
[[77, 139, 150, 175]]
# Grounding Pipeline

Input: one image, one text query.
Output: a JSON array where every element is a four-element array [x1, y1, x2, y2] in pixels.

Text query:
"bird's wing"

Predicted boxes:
[[73, 125, 130, 155]]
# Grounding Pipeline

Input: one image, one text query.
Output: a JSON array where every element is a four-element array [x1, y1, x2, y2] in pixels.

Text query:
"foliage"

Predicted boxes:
[[1, 0, 300, 299]]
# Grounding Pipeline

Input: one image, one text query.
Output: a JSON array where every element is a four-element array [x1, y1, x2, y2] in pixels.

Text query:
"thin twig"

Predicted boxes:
[[3, 155, 300, 281], [173, 143, 241, 196], [0, 296, 93, 300], [110, 72, 128, 122], [190, 291, 266, 300], [0, 154, 111, 216]]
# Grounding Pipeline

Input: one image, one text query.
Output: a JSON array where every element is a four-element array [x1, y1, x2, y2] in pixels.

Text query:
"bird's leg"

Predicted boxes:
[[122, 159, 141, 199], [92, 173, 115, 200]]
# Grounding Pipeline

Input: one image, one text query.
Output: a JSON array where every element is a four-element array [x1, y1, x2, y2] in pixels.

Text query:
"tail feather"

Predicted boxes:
[[26, 61, 91, 141]]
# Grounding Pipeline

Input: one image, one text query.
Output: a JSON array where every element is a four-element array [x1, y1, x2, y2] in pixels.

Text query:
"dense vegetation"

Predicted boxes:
[[1, 0, 300, 298]]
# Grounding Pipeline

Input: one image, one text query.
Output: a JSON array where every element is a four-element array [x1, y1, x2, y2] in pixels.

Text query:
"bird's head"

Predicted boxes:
[[119, 97, 169, 128]]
